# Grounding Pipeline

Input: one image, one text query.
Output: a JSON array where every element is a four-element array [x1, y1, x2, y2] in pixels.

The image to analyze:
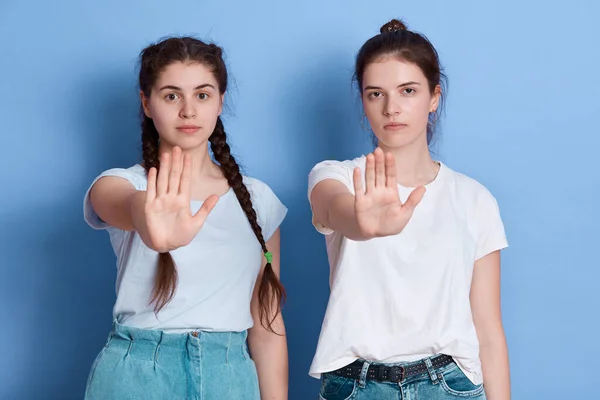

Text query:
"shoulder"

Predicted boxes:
[[241, 175, 285, 208], [310, 155, 366, 174], [83, 164, 146, 230], [241, 175, 275, 196], [93, 164, 147, 190], [442, 164, 500, 207], [308, 155, 366, 190], [240, 175, 287, 241], [442, 165, 509, 256]]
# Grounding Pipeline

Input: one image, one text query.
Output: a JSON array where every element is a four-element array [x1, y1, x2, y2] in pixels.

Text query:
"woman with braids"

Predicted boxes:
[[308, 19, 510, 400], [82, 36, 288, 400]]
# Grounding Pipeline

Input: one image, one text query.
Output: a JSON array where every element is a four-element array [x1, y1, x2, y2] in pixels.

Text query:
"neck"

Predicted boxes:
[[378, 136, 438, 187], [159, 141, 219, 179]]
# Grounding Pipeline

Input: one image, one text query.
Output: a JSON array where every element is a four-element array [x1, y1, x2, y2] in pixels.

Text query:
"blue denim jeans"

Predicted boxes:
[[318, 356, 486, 400], [85, 322, 260, 400]]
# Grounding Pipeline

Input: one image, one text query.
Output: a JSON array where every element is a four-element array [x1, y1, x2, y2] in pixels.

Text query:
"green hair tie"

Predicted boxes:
[[264, 251, 273, 264]]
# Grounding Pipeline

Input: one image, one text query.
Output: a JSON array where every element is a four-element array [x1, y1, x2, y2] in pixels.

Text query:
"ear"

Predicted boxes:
[[218, 92, 225, 116], [430, 84, 441, 112], [140, 90, 152, 118]]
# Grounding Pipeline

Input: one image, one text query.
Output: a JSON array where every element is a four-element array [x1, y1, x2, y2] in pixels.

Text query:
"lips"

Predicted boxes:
[[383, 122, 407, 130], [177, 125, 200, 133]]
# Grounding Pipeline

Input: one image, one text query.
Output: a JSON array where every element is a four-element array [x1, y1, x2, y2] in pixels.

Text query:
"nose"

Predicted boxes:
[[383, 97, 401, 116], [179, 100, 196, 119]]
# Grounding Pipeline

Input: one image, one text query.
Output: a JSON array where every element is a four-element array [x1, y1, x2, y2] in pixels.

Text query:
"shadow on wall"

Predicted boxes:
[[277, 51, 372, 399], [8, 70, 141, 400]]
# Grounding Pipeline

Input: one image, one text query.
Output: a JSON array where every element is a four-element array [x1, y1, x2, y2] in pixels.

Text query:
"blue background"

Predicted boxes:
[[1, 0, 598, 399]]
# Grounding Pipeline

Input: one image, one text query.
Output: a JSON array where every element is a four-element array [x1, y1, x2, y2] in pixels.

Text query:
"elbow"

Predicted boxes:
[[477, 325, 507, 350], [249, 317, 287, 343]]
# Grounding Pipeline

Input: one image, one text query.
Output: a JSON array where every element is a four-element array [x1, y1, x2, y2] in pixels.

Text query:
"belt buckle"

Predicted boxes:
[[389, 366, 405, 383]]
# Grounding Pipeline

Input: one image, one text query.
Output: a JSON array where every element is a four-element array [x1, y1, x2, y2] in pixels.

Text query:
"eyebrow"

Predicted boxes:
[[158, 84, 216, 91], [363, 81, 421, 91]]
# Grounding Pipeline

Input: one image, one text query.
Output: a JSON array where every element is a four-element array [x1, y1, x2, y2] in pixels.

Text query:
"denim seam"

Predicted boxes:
[[154, 332, 163, 367], [84, 345, 109, 398], [198, 337, 203, 397], [226, 332, 231, 365], [318, 378, 359, 400], [125, 339, 134, 358]]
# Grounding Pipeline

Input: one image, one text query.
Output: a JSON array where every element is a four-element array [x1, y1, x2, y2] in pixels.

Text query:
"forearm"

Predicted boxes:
[[470, 252, 510, 399], [480, 332, 511, 400], [325, 194, 372, 241], [248, 323, 288, 400], [128, 191, 161, 251]]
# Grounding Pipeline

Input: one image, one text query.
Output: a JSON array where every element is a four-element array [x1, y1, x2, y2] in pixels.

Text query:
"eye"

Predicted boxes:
[[197, 93, 209, 100], [165, 93, 179, 101], [403, 88, 416, 95], [368, 91, 383, 99]]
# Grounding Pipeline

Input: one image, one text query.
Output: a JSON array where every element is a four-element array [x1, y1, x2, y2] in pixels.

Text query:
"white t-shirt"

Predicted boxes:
[[84, 164, 287, 333], [307, 156, 508, 385]]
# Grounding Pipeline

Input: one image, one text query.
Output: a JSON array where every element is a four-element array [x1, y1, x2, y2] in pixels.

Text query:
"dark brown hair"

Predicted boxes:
[[138, 37, 285, 332], [355, 19, 448, 144]]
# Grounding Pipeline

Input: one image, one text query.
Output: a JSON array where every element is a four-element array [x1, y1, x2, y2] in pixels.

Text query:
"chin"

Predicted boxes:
[[374, 129, 425, 149], [163, 135, 211, 151], [375, 134, 415, 148]]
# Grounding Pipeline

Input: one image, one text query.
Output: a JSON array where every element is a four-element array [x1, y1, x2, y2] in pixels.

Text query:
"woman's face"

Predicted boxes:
[[141, 61, 224, 151], [361, 57, 440, 149]]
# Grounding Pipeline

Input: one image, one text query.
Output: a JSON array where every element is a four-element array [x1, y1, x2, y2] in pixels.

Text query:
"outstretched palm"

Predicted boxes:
[[145, 147, 219, 252], [353, 148, 425, 238]]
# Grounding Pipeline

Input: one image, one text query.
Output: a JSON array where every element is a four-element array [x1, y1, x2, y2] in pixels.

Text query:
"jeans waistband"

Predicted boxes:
[[109, 320, 249, 350]]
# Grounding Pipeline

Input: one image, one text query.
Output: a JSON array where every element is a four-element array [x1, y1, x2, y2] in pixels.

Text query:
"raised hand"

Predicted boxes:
[[144, 147, 219, 252], [352, 148, 425, 239]]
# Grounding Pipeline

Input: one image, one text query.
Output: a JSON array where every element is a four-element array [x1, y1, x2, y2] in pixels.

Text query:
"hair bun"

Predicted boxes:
[[380, 19, 407, 34], [208, 43, 222, 57]]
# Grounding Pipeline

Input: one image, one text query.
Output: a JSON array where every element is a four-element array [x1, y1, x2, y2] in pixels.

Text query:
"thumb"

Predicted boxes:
[[191, 194, 219, 230], [402, 186, 426, 216]]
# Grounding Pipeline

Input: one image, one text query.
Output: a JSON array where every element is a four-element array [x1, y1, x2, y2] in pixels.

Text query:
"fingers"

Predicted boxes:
[[168, 147, 183, 195], [353, 167, 364, 200], [192, 194, 219, 230], [179, 153, 192, 198], [157, 152, 170, 197], [374, 148, 385, 187], [146, 167, 157, 203], [385, 152, 397, 188], [365, 153, 375, 194], [403, 186, 426, 214]]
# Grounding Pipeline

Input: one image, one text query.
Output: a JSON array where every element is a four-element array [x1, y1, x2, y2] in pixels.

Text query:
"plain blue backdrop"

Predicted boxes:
[[1, 0, 598, 399]]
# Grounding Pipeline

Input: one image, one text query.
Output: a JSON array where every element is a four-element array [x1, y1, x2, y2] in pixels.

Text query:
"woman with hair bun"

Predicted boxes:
[[308, 19, 510, 400]]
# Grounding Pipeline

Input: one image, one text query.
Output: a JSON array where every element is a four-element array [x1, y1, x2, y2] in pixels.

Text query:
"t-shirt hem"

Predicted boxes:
[[451, 356, 483, 385], [263, 206, 288, 242], [83, 167, 143, 230], [308, 356, 360, 379], [307, 176, 347, 236], [475, 241, 509, 261]]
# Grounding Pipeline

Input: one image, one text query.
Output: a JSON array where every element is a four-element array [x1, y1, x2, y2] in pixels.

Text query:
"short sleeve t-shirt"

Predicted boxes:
[[84, 164, 287, 333], [307, 156, 508, 384]]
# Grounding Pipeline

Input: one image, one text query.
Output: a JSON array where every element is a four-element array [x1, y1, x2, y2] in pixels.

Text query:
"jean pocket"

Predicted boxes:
[[438, 365, 485, 398], [318, 373, 357, 400]]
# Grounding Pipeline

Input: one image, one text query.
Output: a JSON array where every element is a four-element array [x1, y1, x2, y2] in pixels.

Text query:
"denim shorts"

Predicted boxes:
[[84, 321, 260, 400], [318, 356, 486, 400]]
